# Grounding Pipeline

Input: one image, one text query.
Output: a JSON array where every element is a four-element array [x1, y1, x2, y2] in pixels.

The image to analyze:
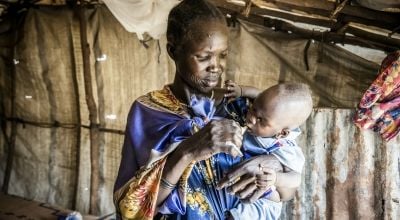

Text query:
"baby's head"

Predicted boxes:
[[246, 83, 313, 138]]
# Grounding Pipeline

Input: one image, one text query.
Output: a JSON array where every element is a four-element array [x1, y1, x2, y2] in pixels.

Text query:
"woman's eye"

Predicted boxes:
[[220, 53, 227, 59], [256, 117, 262, 122], [196, 55, 210, 61]]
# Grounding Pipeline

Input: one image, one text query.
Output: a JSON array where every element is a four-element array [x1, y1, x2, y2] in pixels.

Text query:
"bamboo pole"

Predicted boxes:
[[77, 1, 100, 215], [213, 0, 400, 31], [218, 6, 398, 52], [330, 0, 349, 19], [2, 47, 17, 194], [214, 1, 400, 52], [71, 20, 82, 211], [260, 0, 399, 23]]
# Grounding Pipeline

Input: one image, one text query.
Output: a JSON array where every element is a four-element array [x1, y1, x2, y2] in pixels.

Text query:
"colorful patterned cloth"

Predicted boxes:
[[354, 51, 400, 141]]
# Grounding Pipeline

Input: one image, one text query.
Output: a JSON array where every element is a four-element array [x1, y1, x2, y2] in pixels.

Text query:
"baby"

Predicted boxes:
[[220, 81, 313, 219]]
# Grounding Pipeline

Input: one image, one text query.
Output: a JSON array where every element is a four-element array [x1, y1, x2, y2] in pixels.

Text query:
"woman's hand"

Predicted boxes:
[[177, 119, 244, 162], [157, 119, 243, 206], [217, 155, 282, 203]]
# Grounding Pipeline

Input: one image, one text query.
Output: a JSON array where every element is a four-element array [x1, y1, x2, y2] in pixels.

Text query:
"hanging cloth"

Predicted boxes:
[[103, 0, 180, 40], [354, 51, 400, 141]]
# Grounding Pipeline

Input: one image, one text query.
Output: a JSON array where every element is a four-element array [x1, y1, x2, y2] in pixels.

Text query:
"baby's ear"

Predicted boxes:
[[276, 128, 290, 139], [167, 43, 176, 60]]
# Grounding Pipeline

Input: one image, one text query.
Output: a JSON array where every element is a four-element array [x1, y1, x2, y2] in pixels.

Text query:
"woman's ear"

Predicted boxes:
[[167, 43, 176, 60], [276, 128, 290, 139]]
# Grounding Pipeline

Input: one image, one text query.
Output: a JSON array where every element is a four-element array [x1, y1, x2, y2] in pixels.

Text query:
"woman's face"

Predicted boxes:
[[173, 21, 229, 94]]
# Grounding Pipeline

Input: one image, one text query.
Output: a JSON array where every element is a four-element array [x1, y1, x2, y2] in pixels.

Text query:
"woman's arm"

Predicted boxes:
[[217, 154, 300, 203], [156, 146, 193, 206], [156, 119, 244, 206]]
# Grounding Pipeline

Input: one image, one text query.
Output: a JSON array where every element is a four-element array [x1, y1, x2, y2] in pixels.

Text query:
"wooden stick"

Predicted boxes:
[[218, 6, 398, 52], [346, 26, 400, 49], [336, 23, 350, 34], [330, 0, 349, 19], [214, 1, 400, 51], [77, 1, 100, 215], [214, 0, 400, 31], [242, 0, 253, 17], [71, 2, 82, 210], [2, 43, 17, 195], [261, 0, 399, 23]]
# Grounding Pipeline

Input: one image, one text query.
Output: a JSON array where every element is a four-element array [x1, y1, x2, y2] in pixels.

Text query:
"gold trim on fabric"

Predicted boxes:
[[137, 85, 189, 117]]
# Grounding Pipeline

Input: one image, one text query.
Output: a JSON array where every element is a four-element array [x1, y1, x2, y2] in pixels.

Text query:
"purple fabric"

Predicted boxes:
[[114, 101, 187, 191], [114, 94, 218, 214], [190, 94, 216, 124], [158, 188, 184, 214]]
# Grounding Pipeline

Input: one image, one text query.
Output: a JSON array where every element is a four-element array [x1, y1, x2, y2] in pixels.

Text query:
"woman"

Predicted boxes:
[[113, 0, 295, 219]]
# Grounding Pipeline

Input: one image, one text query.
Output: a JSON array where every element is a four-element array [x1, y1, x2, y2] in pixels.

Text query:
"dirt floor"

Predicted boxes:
[[0, 192, 106, 220]]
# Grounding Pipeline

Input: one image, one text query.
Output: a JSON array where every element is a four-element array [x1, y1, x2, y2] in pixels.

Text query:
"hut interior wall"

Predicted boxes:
[[0, 5, 398, 218]]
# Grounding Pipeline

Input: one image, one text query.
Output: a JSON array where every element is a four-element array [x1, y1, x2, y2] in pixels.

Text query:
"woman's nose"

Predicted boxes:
[[208, 56, 222, 73]]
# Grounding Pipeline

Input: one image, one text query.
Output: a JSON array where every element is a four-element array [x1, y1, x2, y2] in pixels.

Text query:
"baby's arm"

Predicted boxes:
[[224, 80, 261, 99], [275, 167, 302, 201]]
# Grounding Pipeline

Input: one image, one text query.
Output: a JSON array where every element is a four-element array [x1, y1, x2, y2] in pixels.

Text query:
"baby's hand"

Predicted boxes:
[[224, 80, 242, 98], [256, 167, 277, 189]]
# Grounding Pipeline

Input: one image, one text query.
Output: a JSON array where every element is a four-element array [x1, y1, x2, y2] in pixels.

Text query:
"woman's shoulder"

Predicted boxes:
[[134, 85, 189, 116]]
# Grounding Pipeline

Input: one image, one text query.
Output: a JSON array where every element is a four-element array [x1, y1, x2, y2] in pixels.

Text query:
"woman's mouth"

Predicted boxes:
[[203, 79, 219, 87]]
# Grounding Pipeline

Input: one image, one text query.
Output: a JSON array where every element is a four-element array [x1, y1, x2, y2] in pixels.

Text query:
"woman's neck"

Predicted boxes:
[[170, 75, 214, 105]]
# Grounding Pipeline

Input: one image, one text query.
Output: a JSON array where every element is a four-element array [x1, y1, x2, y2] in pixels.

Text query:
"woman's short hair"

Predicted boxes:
[[167, 0, 226, 48]]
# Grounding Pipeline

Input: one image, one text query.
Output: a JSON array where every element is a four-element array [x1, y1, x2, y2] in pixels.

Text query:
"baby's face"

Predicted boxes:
[[245, 97, 284, 138]]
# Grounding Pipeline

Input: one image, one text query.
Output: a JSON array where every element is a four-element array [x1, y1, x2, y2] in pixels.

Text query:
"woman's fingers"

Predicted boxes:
[[217, 165, 249, 189], [222, 141, 243, 157], [229, 175, 255, 194], [210, 120, 243, 157], [187, 119, 244, 161], [218, 155, 269, 189], [235, 182, 257, 200], [241, 188, 266, 203], [256, 175, 274, 181], [255, 178, 272, 189]]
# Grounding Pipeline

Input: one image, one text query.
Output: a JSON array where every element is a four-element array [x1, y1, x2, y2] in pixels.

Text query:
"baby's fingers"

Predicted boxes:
[[224, 80, 237, 87], [224, 91, 236, 98]]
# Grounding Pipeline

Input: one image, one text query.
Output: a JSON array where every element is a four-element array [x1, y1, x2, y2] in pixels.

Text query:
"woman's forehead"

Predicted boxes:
[[184, 21, 227, 39], [182, 23, 228, 50], [193, 20, 227, 33]]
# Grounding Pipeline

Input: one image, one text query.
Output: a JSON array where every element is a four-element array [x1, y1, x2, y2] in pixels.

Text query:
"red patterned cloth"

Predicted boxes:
[[354, 51, 400, 141]]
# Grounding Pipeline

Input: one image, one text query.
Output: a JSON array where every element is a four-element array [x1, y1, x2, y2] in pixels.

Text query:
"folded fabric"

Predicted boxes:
[[354, 50, 400, 141]]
